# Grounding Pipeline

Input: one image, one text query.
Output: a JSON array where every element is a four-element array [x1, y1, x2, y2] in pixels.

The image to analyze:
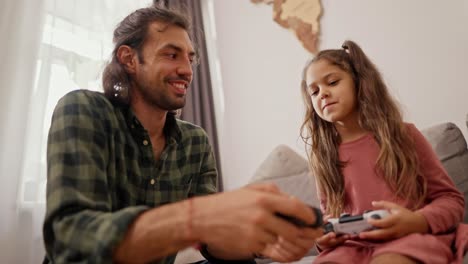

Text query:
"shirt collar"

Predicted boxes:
[[122, 107, 182, 143]]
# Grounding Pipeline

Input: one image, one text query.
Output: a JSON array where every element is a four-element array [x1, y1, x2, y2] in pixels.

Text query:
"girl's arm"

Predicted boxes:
[[409, 124, 465, 234]]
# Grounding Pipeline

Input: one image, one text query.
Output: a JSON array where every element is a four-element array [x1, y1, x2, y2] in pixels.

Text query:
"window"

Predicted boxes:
[[20, 0, 153, 206]]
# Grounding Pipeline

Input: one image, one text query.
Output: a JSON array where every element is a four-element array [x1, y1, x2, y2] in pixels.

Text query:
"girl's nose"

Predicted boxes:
[[321, 90, 330, 99]]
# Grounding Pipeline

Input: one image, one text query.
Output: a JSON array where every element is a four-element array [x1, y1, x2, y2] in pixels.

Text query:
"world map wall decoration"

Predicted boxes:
[[251, 0, 322, 54]]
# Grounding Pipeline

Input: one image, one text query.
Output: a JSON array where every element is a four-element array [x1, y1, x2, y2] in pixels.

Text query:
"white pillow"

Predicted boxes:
[[250, 144, 319, 208]]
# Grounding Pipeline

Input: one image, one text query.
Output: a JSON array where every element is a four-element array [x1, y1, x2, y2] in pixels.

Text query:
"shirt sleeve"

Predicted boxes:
[[190, 130, 218, 196], [43, 91, 149, 263], [410, 124, 465, 234]]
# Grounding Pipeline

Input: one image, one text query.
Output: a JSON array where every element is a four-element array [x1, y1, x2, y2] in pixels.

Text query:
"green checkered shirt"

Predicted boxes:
[[43, 90, 218, 264]]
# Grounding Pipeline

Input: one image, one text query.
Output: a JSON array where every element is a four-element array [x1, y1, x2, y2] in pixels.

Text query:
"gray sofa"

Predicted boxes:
[[250, 121, 468, 263], [175, 120, 468, 264]]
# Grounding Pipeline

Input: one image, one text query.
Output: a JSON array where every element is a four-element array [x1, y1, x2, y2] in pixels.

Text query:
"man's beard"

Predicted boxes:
[[136, 83, 186, 111]]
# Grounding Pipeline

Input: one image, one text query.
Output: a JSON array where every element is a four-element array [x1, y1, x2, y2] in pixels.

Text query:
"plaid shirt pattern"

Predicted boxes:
[[43, 90, 217, 264]]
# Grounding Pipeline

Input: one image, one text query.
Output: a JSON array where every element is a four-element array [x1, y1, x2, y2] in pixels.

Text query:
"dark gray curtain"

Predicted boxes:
[[154, 0, 223, 191]]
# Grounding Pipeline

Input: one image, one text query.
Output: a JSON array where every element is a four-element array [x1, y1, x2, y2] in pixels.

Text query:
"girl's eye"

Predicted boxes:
[[329, 80, 339, 86], [309, 89, 319, 96], [307, 84, 319, 96]]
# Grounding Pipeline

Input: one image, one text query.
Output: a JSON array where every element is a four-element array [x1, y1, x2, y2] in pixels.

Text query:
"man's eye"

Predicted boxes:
[[166, 53, 177, 59], [190, 56, 200, 66]]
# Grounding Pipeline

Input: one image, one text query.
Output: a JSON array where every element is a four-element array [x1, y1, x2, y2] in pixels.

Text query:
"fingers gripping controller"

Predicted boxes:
[[324, 210, 389, 235], [275, 206, 323, 228]]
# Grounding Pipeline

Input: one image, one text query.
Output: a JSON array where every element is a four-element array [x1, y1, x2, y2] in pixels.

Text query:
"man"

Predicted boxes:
[[43, 5, 322, 264]]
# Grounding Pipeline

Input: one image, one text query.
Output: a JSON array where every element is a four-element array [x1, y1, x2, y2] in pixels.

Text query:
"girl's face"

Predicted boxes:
[[305, 59, 359, 126]]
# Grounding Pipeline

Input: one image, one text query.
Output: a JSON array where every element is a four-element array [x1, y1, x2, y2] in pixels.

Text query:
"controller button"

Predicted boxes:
[[324, 222, 334, 234], [370, 214, 381, 220]]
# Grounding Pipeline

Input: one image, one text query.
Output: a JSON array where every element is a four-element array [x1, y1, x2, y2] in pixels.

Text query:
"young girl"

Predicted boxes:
[[300, 40, 465, 263]]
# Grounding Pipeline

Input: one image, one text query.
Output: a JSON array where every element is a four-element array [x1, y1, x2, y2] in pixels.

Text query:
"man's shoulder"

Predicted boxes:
[[58, 89, 112, 108], [175, 119, 209, 140], [52, 89, 123, 125], [55, 89, 120, 118]]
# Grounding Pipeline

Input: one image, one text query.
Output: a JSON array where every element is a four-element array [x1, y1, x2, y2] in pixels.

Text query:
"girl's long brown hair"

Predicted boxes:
[[300, 40, 426, 217]]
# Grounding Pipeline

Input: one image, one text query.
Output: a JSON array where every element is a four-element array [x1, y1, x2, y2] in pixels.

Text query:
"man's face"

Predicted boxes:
[[132, 21, 195, 111]]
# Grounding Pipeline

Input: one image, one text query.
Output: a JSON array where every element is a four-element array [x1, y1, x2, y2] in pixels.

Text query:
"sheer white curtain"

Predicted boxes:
[[0, 0, 151, 263]]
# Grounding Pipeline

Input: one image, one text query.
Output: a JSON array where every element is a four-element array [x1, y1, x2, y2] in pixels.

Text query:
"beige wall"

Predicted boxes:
[[212, 0, 468, 190]]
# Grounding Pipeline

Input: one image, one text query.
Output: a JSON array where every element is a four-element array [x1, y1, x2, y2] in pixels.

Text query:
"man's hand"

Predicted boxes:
[[260, 228, 322, 262], [193, 183, 322, 261], [359, 201, 429, 241]]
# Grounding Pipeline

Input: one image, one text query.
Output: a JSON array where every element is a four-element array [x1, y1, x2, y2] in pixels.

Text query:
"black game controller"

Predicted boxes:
[[275, 206, 323, 228]]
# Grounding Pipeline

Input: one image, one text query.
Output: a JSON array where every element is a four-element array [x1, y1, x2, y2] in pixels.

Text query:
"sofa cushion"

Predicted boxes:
[[420, 123, 468, 223], [250, 144, 319, 208], [421, 123, 468, 161], [174, 247, 204, 264]]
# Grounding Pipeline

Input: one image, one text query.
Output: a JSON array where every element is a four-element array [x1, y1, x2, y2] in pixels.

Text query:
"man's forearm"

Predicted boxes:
[[113, 199, 197, 263], [113, 194, 255, 263]]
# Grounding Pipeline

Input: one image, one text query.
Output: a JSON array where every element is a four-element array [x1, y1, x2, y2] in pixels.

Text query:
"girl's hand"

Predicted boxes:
[[359, 201, 429, 241], [315, 232, 350, 250]]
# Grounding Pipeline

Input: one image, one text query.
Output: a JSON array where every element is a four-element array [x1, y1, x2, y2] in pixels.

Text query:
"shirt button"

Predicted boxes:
[[143, 140, 149, 146], [150, 179, 155, 185]]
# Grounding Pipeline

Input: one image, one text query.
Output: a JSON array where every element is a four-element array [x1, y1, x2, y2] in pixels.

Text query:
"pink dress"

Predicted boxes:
[[314, 124, 465, 264]]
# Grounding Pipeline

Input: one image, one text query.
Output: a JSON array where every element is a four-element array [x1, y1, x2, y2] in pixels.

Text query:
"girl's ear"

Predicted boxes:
[[117, 45, 137, 74]]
